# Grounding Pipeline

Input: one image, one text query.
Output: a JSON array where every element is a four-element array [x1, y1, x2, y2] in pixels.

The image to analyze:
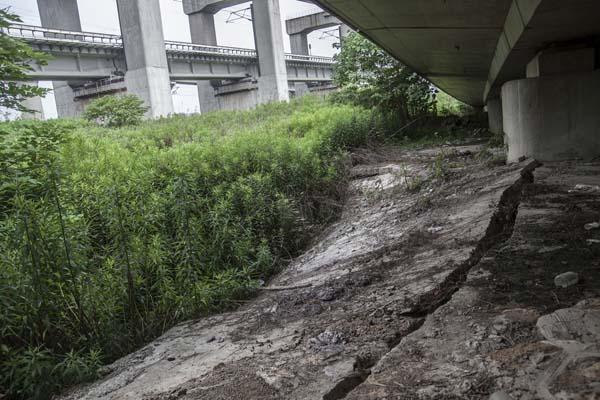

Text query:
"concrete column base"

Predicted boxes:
[[293, 83, 310, 98], [502, 70, 600, 162], [486, 97, 503, 136], [54, 82, 84, 118], [257, 75, 289, 104], [197, 81, 219, 114], [125, 67, 174, 118], [19, 82, 45, 120]]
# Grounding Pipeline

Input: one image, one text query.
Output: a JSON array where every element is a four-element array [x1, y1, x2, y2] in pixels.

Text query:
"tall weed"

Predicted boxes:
[[0, 97, 376, 399]]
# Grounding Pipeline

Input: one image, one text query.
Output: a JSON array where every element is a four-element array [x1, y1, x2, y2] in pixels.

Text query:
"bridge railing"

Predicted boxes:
[[3, 23, 122, 46], [284, 54, 335, 64], [5, 24, 334, 65], [165, 41, 257, 58]]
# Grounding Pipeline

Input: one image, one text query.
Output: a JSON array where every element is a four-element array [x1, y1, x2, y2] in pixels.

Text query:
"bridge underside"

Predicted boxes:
[[314, 0, 600, 162], [314, 0, 600, 106]]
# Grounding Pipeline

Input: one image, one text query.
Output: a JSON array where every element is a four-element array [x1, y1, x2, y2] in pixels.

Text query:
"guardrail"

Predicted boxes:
[[3, 23, 122, 46], [285, 54, 334, 64], [165, 41, 256, 58]]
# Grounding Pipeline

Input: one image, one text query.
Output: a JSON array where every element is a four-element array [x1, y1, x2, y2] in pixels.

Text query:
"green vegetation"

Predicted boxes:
[[332, 32, 478, 123], [0, 97, 381, 399], [84, 95, 148, 127], [0, 8, 49, 113], [332, 32, 436, 120], [435, 91, 473, 117]]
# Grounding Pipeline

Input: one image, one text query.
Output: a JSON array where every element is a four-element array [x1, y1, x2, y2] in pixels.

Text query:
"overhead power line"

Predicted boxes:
[[225, 7, 252, 23]]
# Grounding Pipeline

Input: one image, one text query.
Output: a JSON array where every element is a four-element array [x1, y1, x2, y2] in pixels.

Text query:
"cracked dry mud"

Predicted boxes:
[[59, 144, 600, 400]]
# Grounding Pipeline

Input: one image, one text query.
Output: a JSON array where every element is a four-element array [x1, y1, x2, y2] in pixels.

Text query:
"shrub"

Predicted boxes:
[[332, 33, 436, 120], [0, 96, 377, 399], [83, 95, 148, 127]]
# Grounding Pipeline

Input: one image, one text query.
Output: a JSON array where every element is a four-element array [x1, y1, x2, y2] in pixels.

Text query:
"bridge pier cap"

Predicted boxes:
[[502, 46, 600, 162]]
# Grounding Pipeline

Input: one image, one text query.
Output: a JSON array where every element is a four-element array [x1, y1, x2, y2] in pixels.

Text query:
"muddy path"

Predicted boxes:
[[59, 144, 600, 400]]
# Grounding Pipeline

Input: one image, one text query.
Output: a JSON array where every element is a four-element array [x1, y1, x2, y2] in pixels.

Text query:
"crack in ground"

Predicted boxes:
[[322, 160, 542, 400]]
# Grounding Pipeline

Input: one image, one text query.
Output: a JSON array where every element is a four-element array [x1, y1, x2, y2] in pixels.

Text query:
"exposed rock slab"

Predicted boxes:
[[347, 162, 600, 399]]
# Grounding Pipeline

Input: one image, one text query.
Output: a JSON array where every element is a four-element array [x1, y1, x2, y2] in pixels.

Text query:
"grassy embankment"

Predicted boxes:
[[0, 97, 382, 399]]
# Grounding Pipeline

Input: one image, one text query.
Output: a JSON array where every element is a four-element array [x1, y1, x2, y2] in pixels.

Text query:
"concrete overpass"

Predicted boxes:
[[285, 10, 351, 95], [18, 0, 335, 118], [313, 0, 600, 162], [7, 23, 334, 115]]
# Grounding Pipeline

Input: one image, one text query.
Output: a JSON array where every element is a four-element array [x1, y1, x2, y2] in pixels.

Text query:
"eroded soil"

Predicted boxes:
[[59, 143, 600, 400]]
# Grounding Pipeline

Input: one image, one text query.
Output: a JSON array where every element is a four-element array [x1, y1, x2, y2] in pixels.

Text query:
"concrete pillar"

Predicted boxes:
[[502, 47, 600, 162], [252, 0, 289, 104], [339, 24, 352, 44], [117, 0, 174, 118], [37, 0, 81, 30], [188, 12, 219, 113], [486, 97, 503, 137], [290, 33, 309, 55], [289, 33, 309, 97], [36, 0, 82, 118], [19, 82, 45, 120]]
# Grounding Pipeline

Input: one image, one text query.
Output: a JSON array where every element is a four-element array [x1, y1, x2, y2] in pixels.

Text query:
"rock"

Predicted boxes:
[[427, 226, 443, 234], [489, 391, 514, 400], [587, 239, 600, 245], [309, 330, 344, 349], [568, 184, 600, 193], [554, 271, 579, 288], [584, 222, 600, 230], [167, 356, 176, 361], [537, 245, 566, 254], [206, 336, 216, 343], [537, 300, 600, 343], [317, 287, 337, 302]]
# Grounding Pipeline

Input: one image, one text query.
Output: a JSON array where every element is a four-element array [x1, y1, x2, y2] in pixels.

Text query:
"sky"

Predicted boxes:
[[1, 0, 339, 118]]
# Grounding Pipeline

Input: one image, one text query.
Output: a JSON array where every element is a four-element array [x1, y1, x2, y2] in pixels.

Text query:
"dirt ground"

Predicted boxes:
[[58, 140, 600, 400]]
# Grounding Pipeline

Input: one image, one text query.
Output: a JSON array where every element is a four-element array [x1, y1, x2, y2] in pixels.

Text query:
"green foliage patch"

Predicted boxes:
[[332, 33, 436, 120], [0, 97, 377, 399], [83, 94, 148, 127], [0, 8, 49, 113]]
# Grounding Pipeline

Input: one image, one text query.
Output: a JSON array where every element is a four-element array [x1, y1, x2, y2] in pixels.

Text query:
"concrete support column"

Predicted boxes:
[[289, 33, 309, 97], [290, 33, 309, 55], [117, 0, 174, 118], [486, 97, 503, 137], [502, 47, 600, 162], [188, 12, 219, 113], [19, 82, 45, 120], [252, 0, 289, 104], [36, 0, 81, 118], [339, 24, 352, 44]]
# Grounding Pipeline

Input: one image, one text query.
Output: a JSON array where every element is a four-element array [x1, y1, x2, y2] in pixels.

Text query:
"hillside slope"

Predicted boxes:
[[60, 144, 600, 400]]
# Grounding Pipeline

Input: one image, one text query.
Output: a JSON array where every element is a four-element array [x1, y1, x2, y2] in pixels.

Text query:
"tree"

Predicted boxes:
[[0, 8, 49, 112], [84, 95, 149, 127], [333, 33, 436, 120]]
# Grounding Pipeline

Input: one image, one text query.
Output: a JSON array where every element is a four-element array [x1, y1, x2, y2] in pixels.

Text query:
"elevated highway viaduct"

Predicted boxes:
[[313, 0, 600, 161], [8, 24, 334, 117], [18, 0, 336, 118]]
